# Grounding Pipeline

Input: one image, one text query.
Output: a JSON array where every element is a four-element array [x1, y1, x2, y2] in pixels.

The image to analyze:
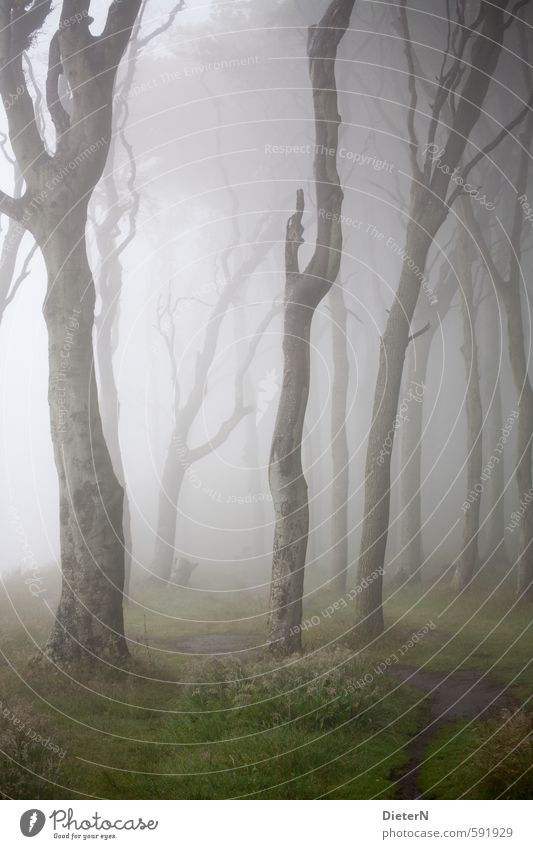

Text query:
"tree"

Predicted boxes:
[[0, 157, 36, 323], [0, 0, 142, 664], [395, 259, 456, 585], [479, 289, 508, 562], [94, 1, 184, 596], [452, 211, 483, 590], [329, 282, 350, 593], [355, 0, 524, 638], [150, 245, 280, 583], [462, 107, 533, 600], [267, 0, 356, 654]]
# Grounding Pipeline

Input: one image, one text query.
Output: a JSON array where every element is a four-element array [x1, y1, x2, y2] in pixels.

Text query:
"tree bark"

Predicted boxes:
[[40, 210, 127, 663], [269, 303, 312, 652], [356, 219, 435, 637], [355, 0, 506, 638], [268, 0, 355, 653], [330, 283, 350, 593], [0, 0, 143, 663], [501, 281, 533, 599], [480, 294, 508, 562], [453, 226, 483, 591], [151, 441, 187, 582], [396, 328, 432, 584]]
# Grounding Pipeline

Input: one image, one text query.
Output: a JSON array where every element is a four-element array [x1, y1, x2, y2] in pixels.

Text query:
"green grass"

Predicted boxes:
[[0, 565, 531, 799]]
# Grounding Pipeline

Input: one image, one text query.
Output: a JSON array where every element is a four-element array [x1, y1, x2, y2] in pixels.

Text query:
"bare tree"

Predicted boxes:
[[150, 245, 281, 583], [329, 282, 350, 593], [453, 212, 483, 590], [355, 0, 523, 638], [479, 289, 508, 562], [267, 0, 356, 654], [0, 155, 37, 322], [462, 110, 533, 600], [0, 0, 142, 664], [94, 1, 184, 596], [395, 260, 456, 585]]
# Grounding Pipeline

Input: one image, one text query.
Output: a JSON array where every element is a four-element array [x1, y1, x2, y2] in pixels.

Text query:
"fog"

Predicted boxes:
[[1, 0, 531, 602]]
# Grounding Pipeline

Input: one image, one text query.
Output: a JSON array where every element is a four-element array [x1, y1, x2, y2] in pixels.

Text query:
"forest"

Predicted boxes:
[[0, 0, 532, 801]]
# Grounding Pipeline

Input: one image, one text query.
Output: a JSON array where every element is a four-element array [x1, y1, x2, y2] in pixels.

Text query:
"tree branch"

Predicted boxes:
[[0, 3, 51, 179], [188, 302, 282, 464], [0, 190, 23, 221], [285, 189, 305, 276], [398, 0, 422, 180], [46, 31, 70, 142], [305, 0, 355, 293], [448, 91, 533, 207]]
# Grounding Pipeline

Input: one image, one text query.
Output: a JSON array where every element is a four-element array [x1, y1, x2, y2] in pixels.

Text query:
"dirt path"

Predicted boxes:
[[170, 636, 512, 800], [388, 666, 513, 799], [172, 633, 264, 655]]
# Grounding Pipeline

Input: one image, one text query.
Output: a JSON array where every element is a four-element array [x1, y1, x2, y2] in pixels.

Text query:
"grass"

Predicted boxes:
[[0, 563, 531, 799]]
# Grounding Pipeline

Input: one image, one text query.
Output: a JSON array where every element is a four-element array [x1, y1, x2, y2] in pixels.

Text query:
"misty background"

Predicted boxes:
[[1, 0, 530, 600]]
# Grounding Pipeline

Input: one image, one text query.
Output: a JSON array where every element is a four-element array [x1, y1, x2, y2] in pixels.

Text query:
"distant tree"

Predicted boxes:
[[453, 210, 484, 591], [94, 1, 184, 596], [150, 246, 280, 583], [356, 0, 526, 638], [395, 259, 456, 585], [463, 105, 533, 600]]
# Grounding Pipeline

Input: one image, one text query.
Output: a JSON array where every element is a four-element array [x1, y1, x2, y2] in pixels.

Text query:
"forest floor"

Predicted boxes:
[[0, 563, 531, 799]]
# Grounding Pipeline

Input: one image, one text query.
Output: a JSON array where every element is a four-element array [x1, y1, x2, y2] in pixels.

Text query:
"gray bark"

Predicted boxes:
[[151, 445, 187, 582], [95, 165, 134, 596], [41, 212, 127, 662], [480, 294, 508, 561], [268, 0, 355, 653], [330, 283, 350, 593], [0, 1, 143, 662], [453, 224, 483, 591], [356, 221, 435, 637], [462, 122, 533, 600], [355, 2, 506, 638], [396, 327, 432, 584]]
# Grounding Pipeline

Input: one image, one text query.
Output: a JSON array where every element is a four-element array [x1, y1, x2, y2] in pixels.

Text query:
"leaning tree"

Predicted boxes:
[[463, 124, 533, 601], [267, 0, 356, 654], [0, 0, 142, 663], [355, 0, 528, 638]]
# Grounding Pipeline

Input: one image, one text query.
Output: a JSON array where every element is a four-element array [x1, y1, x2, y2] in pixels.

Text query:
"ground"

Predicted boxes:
[[0, 562, 531, 799]]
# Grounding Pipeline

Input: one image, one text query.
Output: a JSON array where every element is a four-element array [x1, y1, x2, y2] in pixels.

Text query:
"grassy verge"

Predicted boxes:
[[0, 567, 531, 799]]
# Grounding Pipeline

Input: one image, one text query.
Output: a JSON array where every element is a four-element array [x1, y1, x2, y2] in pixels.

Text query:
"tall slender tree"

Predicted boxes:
[[395, 260, 456, 585], [267, 0, 356, 654], [453, 212, 483, 590], [462, 113, 533, 600], [150, 241, 280, 583], [0, 1, 142, 664], [94, 1, 184, 596], [355, 0, 525, 638]]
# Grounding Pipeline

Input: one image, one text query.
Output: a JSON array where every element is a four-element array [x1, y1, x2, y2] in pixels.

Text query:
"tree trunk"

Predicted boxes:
[[480, 295, 508, 562], [95, 264, 133, 596], [40, 210, 127, 664], [396, 328, 433, 584], [501, 282, 533, 599], [453, 234, 482, 591], [267, 0, 355, 652], [268, 304, 311, 652], [150, 441, 187, 582], [356, 217, 435, 638], [235, 304, 268, 552], [330, 283, 350, 593]]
